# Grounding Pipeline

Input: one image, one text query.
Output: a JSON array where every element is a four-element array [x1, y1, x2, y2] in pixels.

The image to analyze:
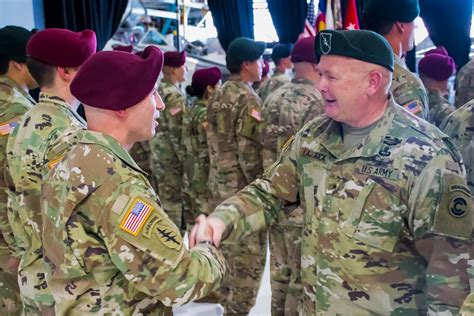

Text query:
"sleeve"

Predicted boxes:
[[194, 109, 211, 215], [104, 183, 227, 306], [166, 94, 187, 161], [393, 80, 430, 121], [407, 150, 472, 314]]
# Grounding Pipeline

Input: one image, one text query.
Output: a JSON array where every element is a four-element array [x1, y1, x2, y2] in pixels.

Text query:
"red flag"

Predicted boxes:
[[343, 0, 360, 30]]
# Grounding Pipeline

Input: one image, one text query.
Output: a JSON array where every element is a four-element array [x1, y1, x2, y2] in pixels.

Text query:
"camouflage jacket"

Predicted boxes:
[[130, 140, 159, 193], [455, 59, 474, 108], [441, 99, 474, 194], [42, 130, 226, 315], [207, 75, 264, 208], [427, 90, 455, 128], [6, 92, 86, 266], [0, 76, 35, 259], [392, 55, 430, 120], [182, 98, 210, 215], [257, 71, 290, 103], [261, 77, 324, 170], [211, 98, 472, 315]]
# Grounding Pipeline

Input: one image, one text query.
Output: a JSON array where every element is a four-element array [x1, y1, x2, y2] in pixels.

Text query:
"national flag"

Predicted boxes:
[[344, 0, 360, 30], [250, 109, 262, 122], [326, 0, 334, 30], [0, 121, 18, 136], [119, 198, 153, 236], [307, 0, 316, 26], [315, 0, 327, 32], [304, 19, 316, 37], [403, 101, 423, 115]]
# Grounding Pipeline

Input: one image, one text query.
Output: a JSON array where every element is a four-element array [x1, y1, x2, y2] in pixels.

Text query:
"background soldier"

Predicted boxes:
[[193, 29, 472, 315], [206, 36, 266, 314], [455, 57, 474, 108], [260, 35, 324, 315], [363, 0, 430, 120], [418, 47, 456, 127], [0, 25, 37, 316], [42, 46, 226, 314], [6, 28, 96, 315]]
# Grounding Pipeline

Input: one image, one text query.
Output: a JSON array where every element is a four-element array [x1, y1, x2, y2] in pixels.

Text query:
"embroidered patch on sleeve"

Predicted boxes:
[[119, 198, 153, 236], [402, 100, 422, 115], [250, 109, 262, 121], [0, 121, 18, 136], [169, 106, 182, 116]]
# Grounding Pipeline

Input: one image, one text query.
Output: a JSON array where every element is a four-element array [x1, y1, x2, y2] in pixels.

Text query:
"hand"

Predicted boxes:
[[189, 215, 226, 248]]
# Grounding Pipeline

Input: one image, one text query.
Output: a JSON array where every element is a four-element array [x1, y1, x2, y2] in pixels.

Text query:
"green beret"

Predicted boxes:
[[272, 43, 292, 60], [363, 0, 419, 23], [0, 25, 33, 63], [226, 37, 266, 62], [315, 30, 394, 72]]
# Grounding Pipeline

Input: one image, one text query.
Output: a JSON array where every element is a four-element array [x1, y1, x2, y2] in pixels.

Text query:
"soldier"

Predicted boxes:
[[206, 36, 266, 314], [418, 48, 456, 127], [41, 46, 226, 315], [5, 28, 96, 315], [441, 100, 473, 194], [182, 67, 221, 223], [455, 58, 474, 108], [257, 43, 293, 102], [192, 29, 472, 314], [150, 50, 189, 231], [363, 0, 430, 120], [0, 25, 37, 316], [253, 59, 270, 91], [261, 36, 324, 316]]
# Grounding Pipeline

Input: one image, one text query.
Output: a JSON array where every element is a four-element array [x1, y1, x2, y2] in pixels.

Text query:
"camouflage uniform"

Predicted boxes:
[[6, 92, 87, 313], [42, 130, 226, 315], [392, 54, 430, 120], [207, 75, 266, 314], [182, 98, 211, 221], [427, 90, 455, 128], [441, 99, 474, 194], [130, 140, 159, 192], [257, 71, 290, 103], [211, 98, 472, 314], [455, 59, 474, 108], [261, 77, 324, 315], [0, 76, 34, 315], [150, 80, 189, 231]]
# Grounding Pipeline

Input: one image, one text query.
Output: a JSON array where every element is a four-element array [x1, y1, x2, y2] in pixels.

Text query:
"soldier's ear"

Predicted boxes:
[[366, 70, 384, 96]]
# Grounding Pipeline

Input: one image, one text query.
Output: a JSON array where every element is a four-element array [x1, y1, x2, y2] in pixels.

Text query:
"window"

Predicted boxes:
[[253, 0, 279, 43]]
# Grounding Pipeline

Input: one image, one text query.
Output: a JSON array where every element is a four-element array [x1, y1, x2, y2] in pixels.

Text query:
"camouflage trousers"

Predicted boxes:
[[269, 224, 302, 316]]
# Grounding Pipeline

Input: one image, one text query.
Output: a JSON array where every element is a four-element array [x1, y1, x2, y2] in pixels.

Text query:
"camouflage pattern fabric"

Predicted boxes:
[[130, 140, 159, 193], [260, 77, 324, 315], [455, 59, 474, 108], [207, 75, 266, 314], [211, 98, 472, 315], [461, 293, 474, 316], [182, 98, 211, 222], [391, 54, 430, 120], [441, 99, 474, 194], [150, 80, 190, 231], [427, 91, 455, 128], [42, 130, 226, 315], [6, 92, 87, 312], [0, 76, 35, 315], [257, 71, 290, 103]]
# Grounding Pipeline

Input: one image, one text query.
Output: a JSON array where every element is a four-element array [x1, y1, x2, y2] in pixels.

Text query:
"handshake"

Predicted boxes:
[[189, 214, 226, 248]]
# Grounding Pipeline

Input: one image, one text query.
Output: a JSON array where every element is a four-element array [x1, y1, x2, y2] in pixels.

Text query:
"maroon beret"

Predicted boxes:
[[112, 44, 134, 53], [27, 28, 96, 67], [419, 53, 456, 81], [425, 46, 448, 56], [71, 46, 163, 111], [192, 67, 221, 91], [262, 60, 270, 77], [291, 36, 317, 64], [163, 50, 186, 67]]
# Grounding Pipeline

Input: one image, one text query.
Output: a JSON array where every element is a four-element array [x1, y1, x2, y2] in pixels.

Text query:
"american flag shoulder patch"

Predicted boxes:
[[169, 106, 182, 116], [250, 109, 262, 122], [0, 121, 18, 136], [119, 198, 154, 236], [402, 100, 422, 115]]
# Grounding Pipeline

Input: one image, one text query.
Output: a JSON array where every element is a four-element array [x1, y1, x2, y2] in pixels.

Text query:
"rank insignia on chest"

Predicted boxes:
[[0, 121, 18, 136], [119, 198, 153, 236]]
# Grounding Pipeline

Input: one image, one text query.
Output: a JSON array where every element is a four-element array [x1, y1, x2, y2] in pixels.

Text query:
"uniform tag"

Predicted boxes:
[[300, 147, 327, 162], [356, 163, 398, 180]]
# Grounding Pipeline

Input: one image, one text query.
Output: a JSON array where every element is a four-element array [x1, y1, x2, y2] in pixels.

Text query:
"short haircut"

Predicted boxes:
[[363, 14, 395, 36], [0, 55, 8, 75], [226, 57, 243, 74], [26, 57, 55, 88]]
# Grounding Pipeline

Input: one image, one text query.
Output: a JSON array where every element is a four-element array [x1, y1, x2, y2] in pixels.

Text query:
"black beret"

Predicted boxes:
[[363, 0, 419, 23], [315, 30, 394, 72], [0, 25, 33, 63], [272, 43, 293, 60], [226, 37, 266, 63]]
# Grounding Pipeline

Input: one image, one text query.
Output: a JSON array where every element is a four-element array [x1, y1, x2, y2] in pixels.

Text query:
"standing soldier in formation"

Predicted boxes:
[[206, 36, 266, 314], [182, 67, 221, 223], [363, 0, 430, 120], [253, 59, 270, 91], [418, 48, 456, 127], [0, 25, 37, 316], [150, 51, 189, 232], [41, 46, 227, 314], [260, 36, 324, 315], [5, 28, 96, 315], [257, 43, 293, 103], [455, 57, 474, 108], [193, 29, 472, 315]]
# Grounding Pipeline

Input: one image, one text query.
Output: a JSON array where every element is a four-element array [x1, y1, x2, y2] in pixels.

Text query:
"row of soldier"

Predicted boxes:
[[0, 0, 472, 315]]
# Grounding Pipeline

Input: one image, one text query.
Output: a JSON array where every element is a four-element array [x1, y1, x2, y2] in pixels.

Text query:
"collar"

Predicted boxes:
[[39, 92, 87, 127]]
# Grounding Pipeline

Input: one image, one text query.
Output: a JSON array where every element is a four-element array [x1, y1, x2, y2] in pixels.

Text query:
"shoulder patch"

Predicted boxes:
[[202, 121, 209, 129], [402, 100, 423, 115], [250, 109, 262, 122], [169, 106, 182, 116], [119, 198, 153, 236], [0, 121, 18, 136]]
